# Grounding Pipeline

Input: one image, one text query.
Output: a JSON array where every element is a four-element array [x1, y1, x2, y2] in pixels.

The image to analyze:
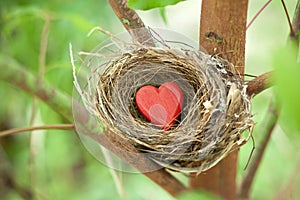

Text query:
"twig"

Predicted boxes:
[[0, 124, 75, 137], [100, 145, 128, 200], [246, 71, 273, 97], [238, 102, 279, 199], [291, 0, 300, 40], [281, 0, 295, 38], [246, 0, 272, 30]]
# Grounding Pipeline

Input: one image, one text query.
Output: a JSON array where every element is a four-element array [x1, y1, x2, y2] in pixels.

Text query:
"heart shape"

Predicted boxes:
[[135, 82, 183, 130]]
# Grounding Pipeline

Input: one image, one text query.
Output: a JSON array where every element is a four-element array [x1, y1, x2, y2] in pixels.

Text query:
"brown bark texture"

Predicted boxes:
[[189, 1, 248, 200]]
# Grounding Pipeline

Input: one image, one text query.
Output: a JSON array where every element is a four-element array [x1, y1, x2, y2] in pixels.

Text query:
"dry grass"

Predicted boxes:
[[74, 28, 254, 174]]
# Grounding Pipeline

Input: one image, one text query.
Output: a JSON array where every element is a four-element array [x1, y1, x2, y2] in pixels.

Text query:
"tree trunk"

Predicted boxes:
[[189, 1, 248, 199]]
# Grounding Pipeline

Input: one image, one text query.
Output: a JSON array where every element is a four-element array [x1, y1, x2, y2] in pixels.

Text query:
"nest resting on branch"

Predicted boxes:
[[76, 28, 254, 174]]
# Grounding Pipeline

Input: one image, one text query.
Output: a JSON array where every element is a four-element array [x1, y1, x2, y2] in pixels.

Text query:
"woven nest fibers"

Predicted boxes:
[[74, 28, 254, 174]]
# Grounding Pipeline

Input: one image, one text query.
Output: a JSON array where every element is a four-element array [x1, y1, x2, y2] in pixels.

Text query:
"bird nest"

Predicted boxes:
[[73, 28, 254, 174]]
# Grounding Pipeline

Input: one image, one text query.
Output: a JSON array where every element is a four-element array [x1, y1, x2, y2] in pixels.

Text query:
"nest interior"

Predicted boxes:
[[88, 42, 254, 173]]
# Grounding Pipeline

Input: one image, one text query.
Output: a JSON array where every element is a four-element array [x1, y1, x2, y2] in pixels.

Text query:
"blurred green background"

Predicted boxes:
[[0, 0, 300, 199]]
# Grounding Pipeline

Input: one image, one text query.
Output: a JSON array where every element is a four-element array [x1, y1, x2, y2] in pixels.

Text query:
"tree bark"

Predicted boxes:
[[189, 1, 248, 199]]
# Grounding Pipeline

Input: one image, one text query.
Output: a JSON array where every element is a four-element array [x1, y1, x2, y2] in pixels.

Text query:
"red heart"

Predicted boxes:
[[135, 82, 183, 130]]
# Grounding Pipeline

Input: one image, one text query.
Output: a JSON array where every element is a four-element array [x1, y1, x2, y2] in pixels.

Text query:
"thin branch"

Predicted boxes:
[[38, 14, 51, 77], [0, 124, 75, 137], [246, 0, 272, 30], [246, 71, 273, 97], [100, 145, 128, 200], [290, 0, 300, 40], [0, 55, 73, 122], [238, 102, 279, 199], [281, 0, 295, 38]]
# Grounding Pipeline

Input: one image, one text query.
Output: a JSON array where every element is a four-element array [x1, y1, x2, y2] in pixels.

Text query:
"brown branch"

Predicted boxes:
[[238, 102, 279, 199], [281, 0, 295, 38], [108, 0, 145, 31], [107, 0, 154, 46], [290, 0, 300, 40], [189, 1, 248, 199], [246, 0, 272, 30], [98, 133, 187, 197], [73, 103, 187, 197], [0, 124, 75, 137], [246, 71, 273, 97]]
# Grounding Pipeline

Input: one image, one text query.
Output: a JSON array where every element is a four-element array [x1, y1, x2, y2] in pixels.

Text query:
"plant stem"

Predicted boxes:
[[0, 124, 75, 137], [246, 0, 272, 30], [237, 102, 279, 199]]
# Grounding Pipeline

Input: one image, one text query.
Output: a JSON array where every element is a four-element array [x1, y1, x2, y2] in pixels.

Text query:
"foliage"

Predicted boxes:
[[273, 42, 300, 132], [0, 0, 300, 200], [127, 0, 185, 10], [177, 190, 220, 200]]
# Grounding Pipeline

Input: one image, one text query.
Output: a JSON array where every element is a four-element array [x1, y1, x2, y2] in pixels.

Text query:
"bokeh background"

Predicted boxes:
[[0, 0, 299, 199]]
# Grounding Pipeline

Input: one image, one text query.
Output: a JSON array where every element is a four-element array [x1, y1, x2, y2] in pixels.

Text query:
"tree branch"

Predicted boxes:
[[290, 0, 300, 40], [75, 111, 187, 197], [107, 0, 154, 45], [108, 0, 145, 31], [238, 102, 279, 199], [0, 55, 73, 122], [0, 124, 75, 137], [246, 71, 273, 97]]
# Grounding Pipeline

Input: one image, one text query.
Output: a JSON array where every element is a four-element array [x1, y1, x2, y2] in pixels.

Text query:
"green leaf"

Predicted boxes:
[[127, 0, 185, 10], [159, 7, 168, 24], [273, 42, 300, 132], [178, 190, 220, 200]]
